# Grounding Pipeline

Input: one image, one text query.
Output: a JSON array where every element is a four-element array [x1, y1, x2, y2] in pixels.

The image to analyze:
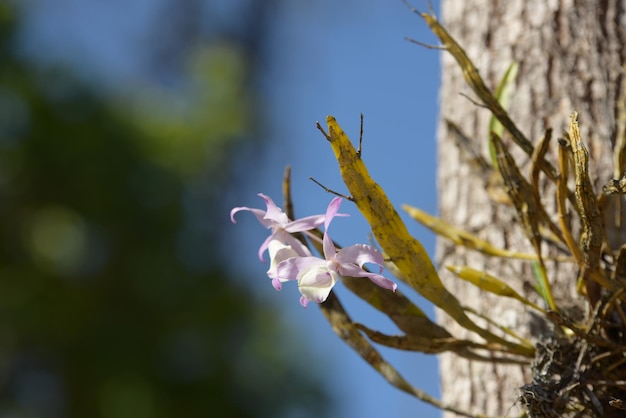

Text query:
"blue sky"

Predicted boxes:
[[243, 2, 442, 417], [18, 0, 443, 416]]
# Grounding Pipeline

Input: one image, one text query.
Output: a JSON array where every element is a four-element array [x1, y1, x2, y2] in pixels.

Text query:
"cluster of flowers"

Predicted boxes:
[[230, 194, 397, 307]]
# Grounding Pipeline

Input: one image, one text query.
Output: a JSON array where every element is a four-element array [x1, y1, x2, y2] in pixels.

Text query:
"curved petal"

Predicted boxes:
[[284, 215, 326, 233], [275, 256, 325, 282], [279, 231, 313, 257], [322, 232, 337, 261], [335, 262, 369, 277], [257, 233, 276, 262], [258, 193, 290, 226], [361, 272, 397, 291], [230, 206, 271, 227], [337, 263, 397, 292], [334, 244, 384, 272], [324, 197, 343, 230], [297, 264, 339, 304], [267, 240, 300, 279], [299, 295, 310, 308], [272, 276, 283, 291]]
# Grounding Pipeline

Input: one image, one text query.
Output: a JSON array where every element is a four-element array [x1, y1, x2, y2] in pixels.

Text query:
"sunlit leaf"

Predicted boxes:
[[319, 116, 534, 357], [446, 265, 546, 314]]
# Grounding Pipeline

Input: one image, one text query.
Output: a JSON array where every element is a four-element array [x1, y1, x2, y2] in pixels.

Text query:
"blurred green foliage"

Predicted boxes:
[[0, 3, 330, 417]]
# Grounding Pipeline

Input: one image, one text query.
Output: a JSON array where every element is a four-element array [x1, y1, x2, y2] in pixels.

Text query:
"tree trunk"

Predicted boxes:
[[436, 1, 626, 416]]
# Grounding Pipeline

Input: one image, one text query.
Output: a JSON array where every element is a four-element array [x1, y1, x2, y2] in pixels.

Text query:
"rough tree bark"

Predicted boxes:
[[436, 1, 626, 416]]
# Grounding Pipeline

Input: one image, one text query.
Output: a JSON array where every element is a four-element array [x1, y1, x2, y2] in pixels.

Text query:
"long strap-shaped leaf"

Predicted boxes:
[[570, 112, 605, 305], [418, 12, 534, 162], [416, 9, 575, 202], [354, 322, 528, 364], [319, 116, 534, 357], [446, 265, 546, 314], [403, 204, 538, 260], [319, 292, 488, 418], [490, 133, 557, 311]]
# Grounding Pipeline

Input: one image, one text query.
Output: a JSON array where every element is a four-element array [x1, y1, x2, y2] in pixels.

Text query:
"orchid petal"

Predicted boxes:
[[334, 244, 384, 272], [360, 272, 398, 291], [257, 193, 290, 225], [323, 231, 337, 261], [267, 240, 299, 280], [337, 263, 397, 291], [283, 215, 326, 233], [282, 234, 312, 257], [362, 272, 397, 291], [324, 197, 343, 230], [230, 206, 272, 228], [335, 262, 369, 277], [272, 277, 283, 291], [276, 256, 325, 282], [297, 264, 339, 304], [299, 295, 310, 308], [257, 233, 275, 262]]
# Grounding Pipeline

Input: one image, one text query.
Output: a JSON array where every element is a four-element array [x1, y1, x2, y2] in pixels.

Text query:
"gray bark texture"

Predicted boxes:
[[436, 1, 626, 416]]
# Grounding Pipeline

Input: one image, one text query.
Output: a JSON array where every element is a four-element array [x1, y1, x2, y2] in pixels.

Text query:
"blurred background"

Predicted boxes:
[[0, 0, 441, 417]]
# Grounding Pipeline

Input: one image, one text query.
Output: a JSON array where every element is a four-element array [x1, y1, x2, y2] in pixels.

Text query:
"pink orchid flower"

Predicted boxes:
[[230, 193, 330, 262], [276, 197, 397, 307]]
